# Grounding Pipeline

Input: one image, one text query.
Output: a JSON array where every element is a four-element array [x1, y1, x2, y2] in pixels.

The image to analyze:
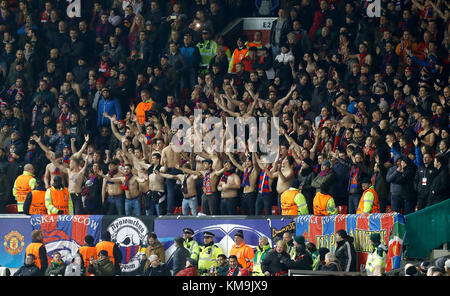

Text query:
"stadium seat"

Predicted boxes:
[[5, 204, 17, 214], [338, 205, 348, 214], [271, 206, 279, 215]]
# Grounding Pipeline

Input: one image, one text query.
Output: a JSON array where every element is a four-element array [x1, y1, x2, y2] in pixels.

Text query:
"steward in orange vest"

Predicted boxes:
[[356, 179, 380, 214], [45, 176, 73, 215], [78, 235, 98, 276], [135, 89, 162, 125], [13, 164, 37, 213], [229, 36, 248, 73], [313, 183, 338, 216], [280, 179, 309, 215], [229, 230, 255, 271], [23, 180, 47, 215], [96, 231, 123, 275], [25, 230, 48, 275]]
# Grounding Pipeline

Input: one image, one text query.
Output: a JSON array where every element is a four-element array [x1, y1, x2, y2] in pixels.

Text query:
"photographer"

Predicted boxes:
[[87, 250, 115, 276]]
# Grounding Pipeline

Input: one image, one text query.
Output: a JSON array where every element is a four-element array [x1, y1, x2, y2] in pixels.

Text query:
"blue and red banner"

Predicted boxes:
[[31, 215, 102, 265], [295, 213, 406, 272]]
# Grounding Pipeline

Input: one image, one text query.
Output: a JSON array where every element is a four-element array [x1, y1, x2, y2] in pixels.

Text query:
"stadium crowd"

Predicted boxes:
[[0, 0, 448, 220]]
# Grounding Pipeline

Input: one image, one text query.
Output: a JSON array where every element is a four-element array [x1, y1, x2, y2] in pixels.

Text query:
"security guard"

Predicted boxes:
[[365, 233, 388, 276], [23, 179, 47, 215], [198, 232, 224, 275], [197, 30, 218, 73], [78, 235, 98, 276], [229, 230, 255, 272], [13, 164, 36, 213], [313, 182, 338, 216], [252, 236, 271, 276], [45, 175, 73, 215], [183, 228, 200, 262], [25, 229, 48, 275], [280, 179, 309, 216], [356, 177, 380, 214]]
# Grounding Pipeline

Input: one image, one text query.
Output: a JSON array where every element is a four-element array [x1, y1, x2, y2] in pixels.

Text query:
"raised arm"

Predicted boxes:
[[71, 134, 90, 160], [32, 135, 53, 157], [226, 152, 245, 172]]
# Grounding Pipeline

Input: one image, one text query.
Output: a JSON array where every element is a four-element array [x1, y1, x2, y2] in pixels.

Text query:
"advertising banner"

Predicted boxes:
[[101, 215, 154, 275], [30, 215, 103, 265], [154, 217, 295, 267], [0, 216, 32, 268], [294, 213, 406, 272]]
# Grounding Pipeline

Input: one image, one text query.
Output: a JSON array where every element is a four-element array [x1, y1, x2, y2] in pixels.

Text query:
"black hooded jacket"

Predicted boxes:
[[335, 236, 357, 272]]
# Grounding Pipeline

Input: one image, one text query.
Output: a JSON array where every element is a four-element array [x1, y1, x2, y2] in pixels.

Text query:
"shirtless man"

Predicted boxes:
[[227, 152, 259, 215], [100, 159, 125, 215], [44, 152, 68, 189], [49, 155, 89, 214], [271, 155, 295, 212], [47, 135, 90, 214], [99, 163, 148, 216], [179, 159, 225, 215], [161, 141, 183, 215], [156, 162, 199, 216], [253, 152, 276, 216], [218, 160, 241, 215], [133, 153, 167, 216], [32, 135, 68, 189]]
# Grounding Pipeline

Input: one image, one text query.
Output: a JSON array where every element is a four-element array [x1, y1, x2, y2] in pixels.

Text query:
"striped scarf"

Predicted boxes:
[[241, 167, 253, 187], [63, 155, 71, 164], [106, 170, 118, 184], [348, 165, 360, 190], [203, 170, 213, 194], [25, 149, 36, 162], [258, 165, 272, 193], [319, 168, 330, 177], [146, 132, 156, 144], [120, 173, 133, 191], [220, 170, 233, 185], [371, 173, 377, 186]]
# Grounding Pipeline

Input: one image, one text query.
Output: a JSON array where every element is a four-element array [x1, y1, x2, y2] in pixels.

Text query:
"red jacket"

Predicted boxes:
[[176, 266, 198, 276]]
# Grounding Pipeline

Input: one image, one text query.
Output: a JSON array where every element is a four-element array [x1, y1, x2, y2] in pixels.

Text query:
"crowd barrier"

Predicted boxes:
[[0, 213, 405, 274]]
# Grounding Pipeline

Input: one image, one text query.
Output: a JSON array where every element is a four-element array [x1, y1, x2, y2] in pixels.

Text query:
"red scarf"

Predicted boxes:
[[121, 173, 133, 191], [220, 170, 234, 183]]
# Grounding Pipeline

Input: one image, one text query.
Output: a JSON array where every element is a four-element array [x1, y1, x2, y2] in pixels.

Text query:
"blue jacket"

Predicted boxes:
[[97, 97, 122, 127]]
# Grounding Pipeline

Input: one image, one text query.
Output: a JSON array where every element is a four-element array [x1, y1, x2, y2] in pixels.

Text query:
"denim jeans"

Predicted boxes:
[[220, 197, 239, 215], [391, 194, 404, 213], [182, 197, 198, 216], [166, 168, 183, 215], [125, 196, 142, 216], [145, 198, 160, 216], [106, 195, 125, 215], [241, 192, 257, 215], [348, 194, 361, 214], [201, 193, 220, 215], [255, 192, 272, 216]]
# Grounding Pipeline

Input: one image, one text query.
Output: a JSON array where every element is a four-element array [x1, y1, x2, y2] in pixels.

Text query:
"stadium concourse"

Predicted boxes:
[[0, 0, 448, 278]]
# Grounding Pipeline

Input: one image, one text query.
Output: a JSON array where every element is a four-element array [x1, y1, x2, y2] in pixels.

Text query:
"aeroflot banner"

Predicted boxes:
[[295, 213, 406, 272]]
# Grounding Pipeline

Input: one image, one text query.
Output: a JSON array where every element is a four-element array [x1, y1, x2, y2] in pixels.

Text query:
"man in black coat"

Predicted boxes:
[[13, 254, 41, 276], [261, 240, 291, 276], [414, 151, 437, 210], [334, 229, 357, 272], [428, 154, 449, 207], [172, 236, 190, 276], [281, 235, 313, 271], [143, 254, 171, 276]]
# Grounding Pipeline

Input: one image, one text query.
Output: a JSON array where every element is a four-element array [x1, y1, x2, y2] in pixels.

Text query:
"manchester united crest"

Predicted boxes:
[[3, 231, 25, 255]]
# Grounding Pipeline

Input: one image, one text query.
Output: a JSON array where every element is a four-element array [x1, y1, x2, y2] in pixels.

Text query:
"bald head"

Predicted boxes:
[[24, 164, 34, 173]]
